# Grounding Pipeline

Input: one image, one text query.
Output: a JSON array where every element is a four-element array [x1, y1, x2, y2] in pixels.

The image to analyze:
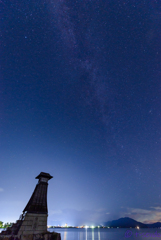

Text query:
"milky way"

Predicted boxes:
[[48, 0, 112, 128]]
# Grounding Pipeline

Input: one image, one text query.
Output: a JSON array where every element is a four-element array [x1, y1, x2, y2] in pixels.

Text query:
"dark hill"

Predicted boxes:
[[146, 222, 161, 228], [104, 217, 148, 228]]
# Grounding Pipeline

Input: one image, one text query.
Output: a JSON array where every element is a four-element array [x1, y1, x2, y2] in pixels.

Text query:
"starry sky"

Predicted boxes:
[[1, 0, 161, 226]]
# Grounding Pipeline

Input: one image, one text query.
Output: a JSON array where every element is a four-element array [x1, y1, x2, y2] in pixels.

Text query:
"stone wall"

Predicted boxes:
[[18, 214, 47, 236]]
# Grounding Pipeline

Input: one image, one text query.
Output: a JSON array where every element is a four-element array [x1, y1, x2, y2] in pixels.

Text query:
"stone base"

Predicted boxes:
[[0, 232, 61, 240], [18, 213, 47, 236]]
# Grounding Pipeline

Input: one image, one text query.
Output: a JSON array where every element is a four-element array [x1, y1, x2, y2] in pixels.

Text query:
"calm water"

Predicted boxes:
[[1, 228, 161, 240], [49, 228, 161, 240]]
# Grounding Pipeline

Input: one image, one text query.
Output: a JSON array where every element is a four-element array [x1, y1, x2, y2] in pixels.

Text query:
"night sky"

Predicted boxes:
[[1, 0, 161, 226]]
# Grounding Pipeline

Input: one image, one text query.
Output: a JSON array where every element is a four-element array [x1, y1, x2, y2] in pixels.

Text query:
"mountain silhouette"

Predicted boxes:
[[103, 217, 161, 228]]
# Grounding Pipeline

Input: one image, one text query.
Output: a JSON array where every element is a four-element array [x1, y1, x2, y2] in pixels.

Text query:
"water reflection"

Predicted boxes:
[[92, 229, 94, 240], [49, 228, 161, 240], [98, 229, 101, 240], [63, 230, 67, 240], [55, 228, 102, 240]]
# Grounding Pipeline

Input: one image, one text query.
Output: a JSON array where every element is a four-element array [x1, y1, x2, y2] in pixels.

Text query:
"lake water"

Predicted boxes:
[[48, 228, 161, 240], [1, 228, 161, 240]]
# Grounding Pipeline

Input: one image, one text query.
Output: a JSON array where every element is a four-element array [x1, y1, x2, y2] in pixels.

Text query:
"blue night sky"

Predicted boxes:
[[1, 0, 161, 226]]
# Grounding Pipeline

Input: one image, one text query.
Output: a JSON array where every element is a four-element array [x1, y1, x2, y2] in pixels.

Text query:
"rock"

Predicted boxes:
[[0, 232, 61, 240]]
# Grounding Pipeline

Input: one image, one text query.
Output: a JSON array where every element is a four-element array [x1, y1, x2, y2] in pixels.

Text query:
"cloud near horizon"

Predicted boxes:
[[48, 206, 161, 226], [48, 208, 111, 226], [122, 206, 161, 224]]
